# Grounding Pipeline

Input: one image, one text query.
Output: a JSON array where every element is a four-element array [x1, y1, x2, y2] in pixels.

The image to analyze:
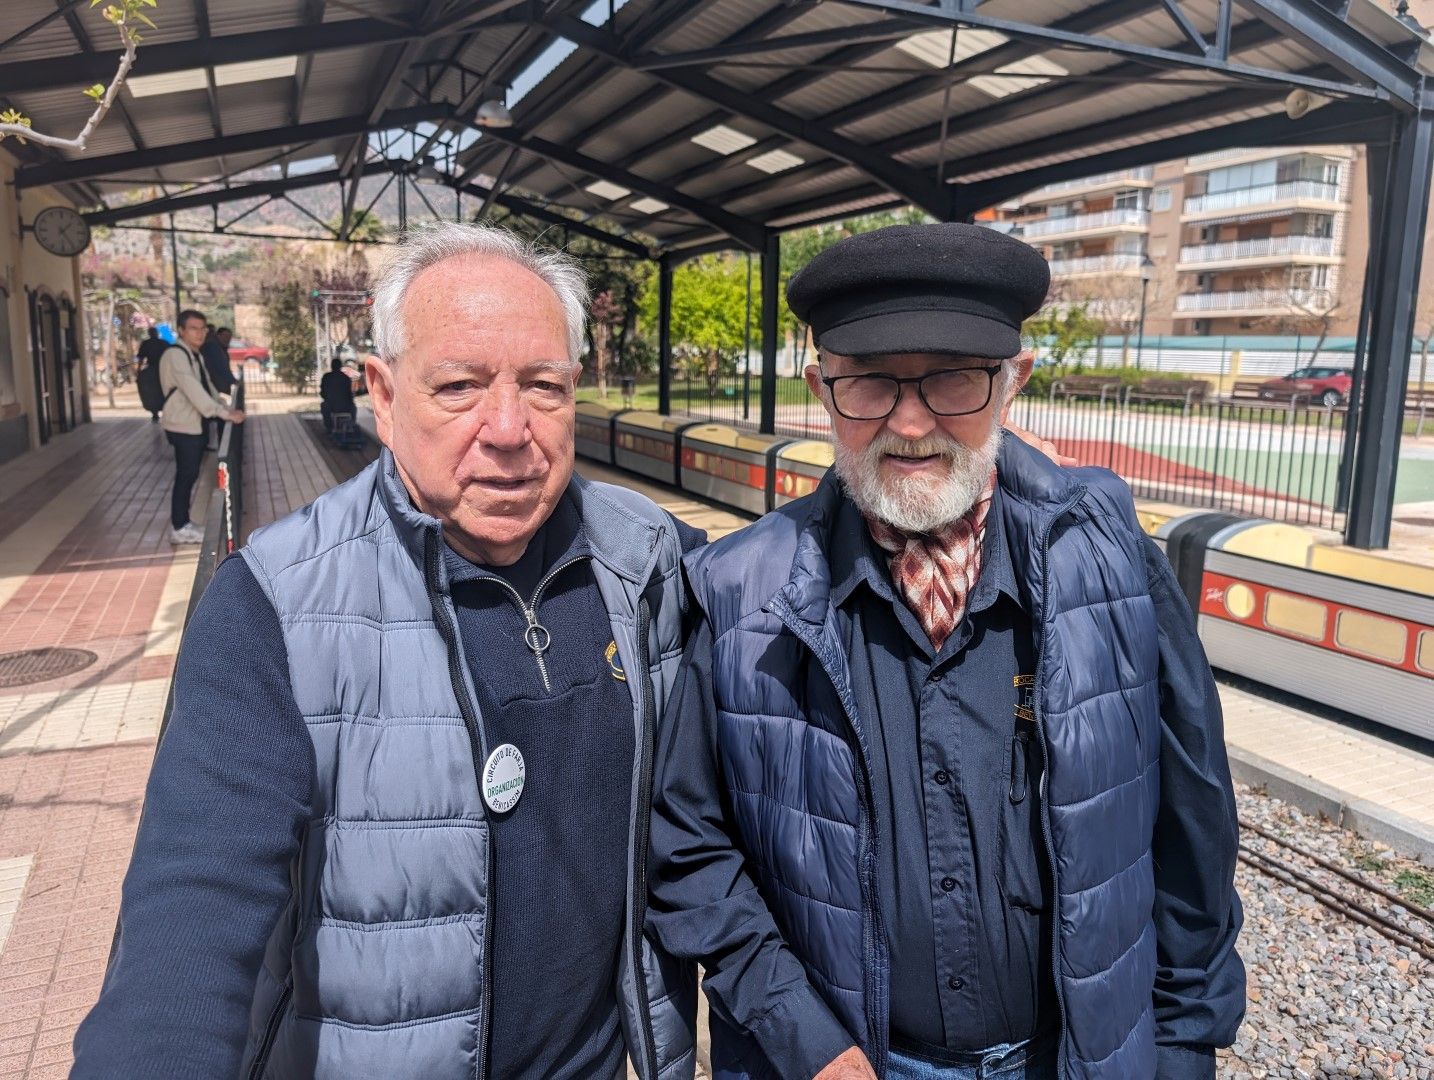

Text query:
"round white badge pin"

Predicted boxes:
[[482, 744, 525, 814]]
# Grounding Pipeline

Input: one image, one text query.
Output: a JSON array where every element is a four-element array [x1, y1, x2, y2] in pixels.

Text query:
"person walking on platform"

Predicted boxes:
[[73, 223, 702, 1080], [135, 328, 168, 423], [157, 309, 244, 546], [648, 224, 1246, 1080]]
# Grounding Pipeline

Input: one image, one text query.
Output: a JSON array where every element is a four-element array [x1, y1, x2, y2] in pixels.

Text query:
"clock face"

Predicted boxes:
[[32, 206, 91, 257]]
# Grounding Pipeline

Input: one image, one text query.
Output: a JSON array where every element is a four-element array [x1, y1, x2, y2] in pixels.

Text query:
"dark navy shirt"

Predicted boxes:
[[444, 493, 635, 1080], [830, 488, 1056, 1053]]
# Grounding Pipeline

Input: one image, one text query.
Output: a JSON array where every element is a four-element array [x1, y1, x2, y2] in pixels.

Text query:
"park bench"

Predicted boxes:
[[1227, 380, 1312, 407], [1126, 378, 1210, 416], [1049, 375, 1125, 405]]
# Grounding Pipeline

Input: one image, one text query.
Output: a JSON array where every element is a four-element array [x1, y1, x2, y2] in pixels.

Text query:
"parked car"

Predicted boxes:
[[226, 338, 271, 366], [1257, 365, 1352, 408]]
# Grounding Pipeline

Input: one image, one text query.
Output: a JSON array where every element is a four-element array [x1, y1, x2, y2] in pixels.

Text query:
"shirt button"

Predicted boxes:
[[947, 976, 964, 992], [940, 876, 956, 892], [933, 769, 950, 786]]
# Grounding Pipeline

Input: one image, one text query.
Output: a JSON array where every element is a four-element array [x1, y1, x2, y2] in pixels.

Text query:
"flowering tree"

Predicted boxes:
[[0, 1, 156, 151], [589, 290, 620, 399]]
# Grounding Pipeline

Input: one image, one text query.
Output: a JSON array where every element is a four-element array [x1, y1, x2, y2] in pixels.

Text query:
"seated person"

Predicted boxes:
[[319, 357, 356, 432]]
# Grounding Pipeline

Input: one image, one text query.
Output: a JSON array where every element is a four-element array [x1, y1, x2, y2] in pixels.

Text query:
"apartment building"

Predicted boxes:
[[998, 145, 1373, 340]]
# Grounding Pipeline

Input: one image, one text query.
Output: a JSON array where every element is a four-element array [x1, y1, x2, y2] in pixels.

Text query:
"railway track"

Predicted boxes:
[[1238, 819, 1434, 964]]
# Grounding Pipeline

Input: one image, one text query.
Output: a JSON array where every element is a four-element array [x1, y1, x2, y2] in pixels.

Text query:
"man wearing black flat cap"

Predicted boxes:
[[648, 223, 1245, 1080]]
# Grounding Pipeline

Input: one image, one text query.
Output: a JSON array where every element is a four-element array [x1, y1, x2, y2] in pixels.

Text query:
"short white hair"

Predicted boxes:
[[371, 220, 590, 363]]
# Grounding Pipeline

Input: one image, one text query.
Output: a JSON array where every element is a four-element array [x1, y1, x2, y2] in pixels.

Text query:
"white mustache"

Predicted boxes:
[[867, 432, 961, 462]]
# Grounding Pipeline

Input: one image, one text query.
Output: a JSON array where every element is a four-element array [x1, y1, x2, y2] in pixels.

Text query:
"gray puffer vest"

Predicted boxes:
[[236, 449, 697, 1080]]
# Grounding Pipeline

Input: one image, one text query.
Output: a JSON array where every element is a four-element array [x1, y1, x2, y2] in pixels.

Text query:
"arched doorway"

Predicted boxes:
[[29, 291, 64, 443]]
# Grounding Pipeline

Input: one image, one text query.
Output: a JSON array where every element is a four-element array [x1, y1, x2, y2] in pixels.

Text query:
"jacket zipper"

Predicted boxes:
[[423, 531, 495, 1080], [246, 980, 292, 1080], [1031, 487, 1086, 1080], [769, 602, 890, 1078], [473, 557, 589, 693], [628, 596, 662, 1080]]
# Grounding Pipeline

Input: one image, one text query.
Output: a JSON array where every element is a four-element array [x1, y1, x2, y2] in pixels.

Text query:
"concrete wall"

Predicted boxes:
[[0, 146, 90, 465]]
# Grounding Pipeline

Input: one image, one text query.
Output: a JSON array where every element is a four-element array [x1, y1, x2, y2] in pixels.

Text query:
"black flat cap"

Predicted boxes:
[[786, 222, 1050, 360]]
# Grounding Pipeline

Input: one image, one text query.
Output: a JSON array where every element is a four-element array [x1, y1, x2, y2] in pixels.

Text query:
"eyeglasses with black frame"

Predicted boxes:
[[819, 365, 1004, 421]]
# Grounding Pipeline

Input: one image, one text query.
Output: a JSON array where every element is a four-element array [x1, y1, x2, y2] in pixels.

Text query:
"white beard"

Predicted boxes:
[[835, 423, 1003, 534]]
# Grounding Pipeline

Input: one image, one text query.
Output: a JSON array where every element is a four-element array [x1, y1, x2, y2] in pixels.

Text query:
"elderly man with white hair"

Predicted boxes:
[[647, 223, 1245, 1080], [74, 222, 701, 1080]]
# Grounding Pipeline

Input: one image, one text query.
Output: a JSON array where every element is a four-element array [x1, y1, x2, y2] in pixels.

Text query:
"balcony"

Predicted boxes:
[[1185, 146, 1355, 171], [1024, 167, 1154, 202], [1048, 253, 1144, 276], [1175, 288, 1334, 316], [1182, 180, 1343, 218], [1019, 208, 1150, 240], [1178, 235, 1338, 268]]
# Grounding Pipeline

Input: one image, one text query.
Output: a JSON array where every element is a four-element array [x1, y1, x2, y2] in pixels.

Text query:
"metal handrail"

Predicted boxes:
[[1178, 236, 1337, 263], [1020, 208, 1150, 238]]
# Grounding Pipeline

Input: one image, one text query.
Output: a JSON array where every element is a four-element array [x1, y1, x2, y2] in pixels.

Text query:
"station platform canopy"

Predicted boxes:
[[6, 0, 1434, 550], [3, 0, 1433, 257]]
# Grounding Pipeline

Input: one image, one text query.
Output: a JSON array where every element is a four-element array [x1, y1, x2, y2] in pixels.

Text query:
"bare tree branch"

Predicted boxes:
[[0, 1, 151, 151]]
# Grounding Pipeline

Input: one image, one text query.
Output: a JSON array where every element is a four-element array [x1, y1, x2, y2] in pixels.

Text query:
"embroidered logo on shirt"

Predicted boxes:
[[1014, 673, 1036, 722], [605, 640, 626, 682]]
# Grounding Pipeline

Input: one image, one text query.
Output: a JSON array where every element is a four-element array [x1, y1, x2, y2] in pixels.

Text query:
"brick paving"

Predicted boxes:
[[0, 396, 338, 1079], [0, 397, 1424, 1079]]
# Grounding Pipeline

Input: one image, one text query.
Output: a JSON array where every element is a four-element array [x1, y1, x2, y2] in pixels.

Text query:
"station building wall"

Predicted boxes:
[[0, 147, 90, 467]]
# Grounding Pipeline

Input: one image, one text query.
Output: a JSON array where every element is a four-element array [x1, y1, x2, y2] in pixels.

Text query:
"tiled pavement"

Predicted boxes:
[[0, 400, 1429, 1078], [0, 398, 343, 1079]]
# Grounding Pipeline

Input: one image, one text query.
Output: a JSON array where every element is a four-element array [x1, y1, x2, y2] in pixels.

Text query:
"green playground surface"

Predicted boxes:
[[1140, 443, 1434, 506]]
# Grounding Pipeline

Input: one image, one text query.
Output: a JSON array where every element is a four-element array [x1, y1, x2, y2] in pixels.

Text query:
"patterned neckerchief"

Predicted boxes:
[[864, 470, 997, 652]]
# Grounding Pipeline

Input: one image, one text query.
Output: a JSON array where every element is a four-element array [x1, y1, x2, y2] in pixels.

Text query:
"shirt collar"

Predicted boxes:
[[830, 477, 1024, 615]]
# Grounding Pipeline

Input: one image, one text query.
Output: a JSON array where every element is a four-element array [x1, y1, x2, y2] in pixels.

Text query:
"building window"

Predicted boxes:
[[1153, 187, 1172, 212], [1113, 188, 1147, 210]]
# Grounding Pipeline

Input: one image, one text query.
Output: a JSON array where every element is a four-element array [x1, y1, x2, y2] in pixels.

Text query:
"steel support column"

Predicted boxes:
[[658, 255, 674, 416], [759, 232, 780, 436], [1346, 109, 1434, 548]]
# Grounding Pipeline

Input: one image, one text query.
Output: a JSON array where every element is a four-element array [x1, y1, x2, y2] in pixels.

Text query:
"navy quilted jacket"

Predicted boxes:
[[651, 437, 1244, 1080]]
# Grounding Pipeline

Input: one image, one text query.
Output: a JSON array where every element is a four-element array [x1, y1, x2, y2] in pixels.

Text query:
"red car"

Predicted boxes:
[[1258, 365, 1352, 408], [226, 338, 271, 366]]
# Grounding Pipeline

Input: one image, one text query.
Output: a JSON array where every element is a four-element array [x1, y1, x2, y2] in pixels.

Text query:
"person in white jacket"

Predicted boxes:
[[159, 309, 246, 544]]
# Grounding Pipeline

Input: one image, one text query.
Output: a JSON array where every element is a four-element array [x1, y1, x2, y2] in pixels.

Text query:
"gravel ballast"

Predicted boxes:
[[1223, 783, 1434, 1079]]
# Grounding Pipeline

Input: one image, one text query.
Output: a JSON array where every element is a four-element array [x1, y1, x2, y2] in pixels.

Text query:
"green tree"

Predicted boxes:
[[1024, 301, 1103, 367], [641, 254, 753, 397], [262, 281, 317, 392]]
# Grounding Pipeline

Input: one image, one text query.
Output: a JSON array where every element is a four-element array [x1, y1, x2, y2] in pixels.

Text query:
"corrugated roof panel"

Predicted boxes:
[[768, 188, 900, 229], [724, 162, 865, 215], [1, 4, 89, 64], [649, 0, 774, 53], [206, 0, 307, 37], [134, 99, 224, 147], [541, 67, 662, 148]]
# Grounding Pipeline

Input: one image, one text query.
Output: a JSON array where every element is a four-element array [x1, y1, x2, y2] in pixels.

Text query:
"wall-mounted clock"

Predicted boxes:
[[31, 206, 91, 257]]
